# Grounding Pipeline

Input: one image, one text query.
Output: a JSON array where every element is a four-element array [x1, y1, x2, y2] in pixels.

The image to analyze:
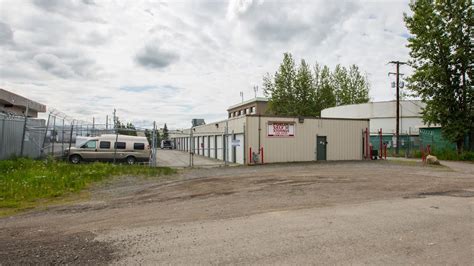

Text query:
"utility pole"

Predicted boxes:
[[240, 91, 244, 103], [253, 85, 258, 98], [388, 61, 407, 156]]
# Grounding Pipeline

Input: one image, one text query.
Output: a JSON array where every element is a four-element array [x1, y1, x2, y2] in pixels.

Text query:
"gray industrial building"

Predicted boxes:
[[0, 88, 46, 117]]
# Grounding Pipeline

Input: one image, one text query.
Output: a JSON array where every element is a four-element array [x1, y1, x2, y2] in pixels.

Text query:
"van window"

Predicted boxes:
[[115, 142, 126, 149], [134, 143, 145, 150], [81, 140, 96, 149], [100, 141, 111, 149]]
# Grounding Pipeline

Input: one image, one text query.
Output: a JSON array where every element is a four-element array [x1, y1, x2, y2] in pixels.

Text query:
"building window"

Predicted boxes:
[[229, 113, 232, 118], [243, 109, 247, 115], [250, 106, 256, 114]]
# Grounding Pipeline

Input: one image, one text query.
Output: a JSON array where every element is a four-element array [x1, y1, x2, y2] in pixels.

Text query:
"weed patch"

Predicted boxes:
[[0, 158, 175, 214]]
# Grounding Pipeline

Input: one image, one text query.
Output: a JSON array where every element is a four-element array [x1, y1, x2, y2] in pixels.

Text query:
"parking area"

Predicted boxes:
[[1, 160, 473, 264], [156, 149, 226, 167]]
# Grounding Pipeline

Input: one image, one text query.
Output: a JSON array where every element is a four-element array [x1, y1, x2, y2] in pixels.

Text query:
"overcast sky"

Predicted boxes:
[[0, 0, 412, 129]]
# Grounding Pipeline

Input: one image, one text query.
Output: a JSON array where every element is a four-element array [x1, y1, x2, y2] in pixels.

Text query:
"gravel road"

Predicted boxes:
[[1, 160, 473, 264]]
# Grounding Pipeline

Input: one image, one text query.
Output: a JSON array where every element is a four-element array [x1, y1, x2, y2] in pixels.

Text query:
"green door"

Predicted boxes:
[[317, 136, 327, 161]]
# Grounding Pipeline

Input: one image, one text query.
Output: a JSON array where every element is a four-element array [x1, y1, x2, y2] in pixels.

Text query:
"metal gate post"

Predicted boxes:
[[41, 113, 51, 157], [0, 118, 5, 159], [20, 102, 29, 157], [51, 115, 56, 157]]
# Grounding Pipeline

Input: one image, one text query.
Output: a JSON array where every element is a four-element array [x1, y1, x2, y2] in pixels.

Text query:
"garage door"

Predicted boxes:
[[204, 136, 209, 157], [216, 135, 223, 160], [235, 133, 244, 164]]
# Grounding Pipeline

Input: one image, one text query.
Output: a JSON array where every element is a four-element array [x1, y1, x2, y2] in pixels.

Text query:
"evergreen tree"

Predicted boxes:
[[404, 0, 473, 153], [163, 123, 169, 140]]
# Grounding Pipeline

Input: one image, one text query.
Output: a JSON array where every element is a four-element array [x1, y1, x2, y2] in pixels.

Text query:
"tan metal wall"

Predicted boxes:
[[245, 116, 369, 163]]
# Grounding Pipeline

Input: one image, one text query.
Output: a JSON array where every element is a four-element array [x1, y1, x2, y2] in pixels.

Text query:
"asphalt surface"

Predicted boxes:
[[156, 149, 225, 167]]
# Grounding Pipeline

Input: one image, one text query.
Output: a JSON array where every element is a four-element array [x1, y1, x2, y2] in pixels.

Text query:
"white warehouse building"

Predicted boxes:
[[321, 100, 426, 135]]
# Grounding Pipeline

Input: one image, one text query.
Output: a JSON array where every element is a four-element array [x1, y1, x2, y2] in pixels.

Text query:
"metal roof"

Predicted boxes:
[[0, 88, 47, 112]]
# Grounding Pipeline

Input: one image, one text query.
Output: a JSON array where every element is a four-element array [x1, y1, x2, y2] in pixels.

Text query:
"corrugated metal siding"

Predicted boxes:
[[246, 116, 368, 163], [0, 116, 46, 160]]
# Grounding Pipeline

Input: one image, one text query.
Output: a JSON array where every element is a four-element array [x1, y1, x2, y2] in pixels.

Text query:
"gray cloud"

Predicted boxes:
[[0, 22, 14, 45], [135, 43, 179, 69], [228, 0, 359, 45], [32, 0, 105, 23], [33, 52, 98, 79], [34, 53, 75, 78]]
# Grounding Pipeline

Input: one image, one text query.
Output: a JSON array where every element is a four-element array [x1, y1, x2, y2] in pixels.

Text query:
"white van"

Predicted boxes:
[[66, 134, 150, 164]]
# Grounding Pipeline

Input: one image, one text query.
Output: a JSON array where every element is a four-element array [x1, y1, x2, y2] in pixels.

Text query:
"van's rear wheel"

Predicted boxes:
[[126, 156, 136, 165], [69, 155, 81, 164]]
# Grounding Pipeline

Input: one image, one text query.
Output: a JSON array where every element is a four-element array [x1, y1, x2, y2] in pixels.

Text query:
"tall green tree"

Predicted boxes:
[[264, 53, 298, 115], [293, 59, 318, 116], [145, 129, 161, 146], [332, 64, 370, 105], [404, 0, 473, 153], [264, 53, 370, 116], [316, 65, 336, 114], [162, 123, 169, 140]]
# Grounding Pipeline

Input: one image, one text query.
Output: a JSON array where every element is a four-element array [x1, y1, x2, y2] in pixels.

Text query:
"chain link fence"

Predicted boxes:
[[370, 129, 472, 158], [0, 110, 160, 165]]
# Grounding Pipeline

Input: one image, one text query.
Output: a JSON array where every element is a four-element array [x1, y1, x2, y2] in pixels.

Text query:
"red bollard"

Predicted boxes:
[[249, 147, 252, 165], [384, 144, 387, 160], [369, 145, 373, 160], [421, 145, 425, 163], [365, 128, 369, 160], [260, 146, 264, 164], [379, 128, 383, 159]]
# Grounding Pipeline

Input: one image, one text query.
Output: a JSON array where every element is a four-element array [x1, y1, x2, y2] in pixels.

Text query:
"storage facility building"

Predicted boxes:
[[170, 99, 369, 164]]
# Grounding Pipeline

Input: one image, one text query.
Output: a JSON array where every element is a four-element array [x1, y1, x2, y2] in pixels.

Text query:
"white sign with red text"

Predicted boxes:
[[268, 122, 295, 137]]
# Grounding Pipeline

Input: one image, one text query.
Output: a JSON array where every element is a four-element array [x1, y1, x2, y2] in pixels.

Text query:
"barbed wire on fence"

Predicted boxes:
[[0, 108, 161, 162]]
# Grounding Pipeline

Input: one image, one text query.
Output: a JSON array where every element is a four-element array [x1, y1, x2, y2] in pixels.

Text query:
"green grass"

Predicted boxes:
[[430, 149, 474, 161], [0, 158, 175, 215]]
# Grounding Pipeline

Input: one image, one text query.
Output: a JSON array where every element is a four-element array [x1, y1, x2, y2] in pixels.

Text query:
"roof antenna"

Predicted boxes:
[[253, 85, 258, 98]]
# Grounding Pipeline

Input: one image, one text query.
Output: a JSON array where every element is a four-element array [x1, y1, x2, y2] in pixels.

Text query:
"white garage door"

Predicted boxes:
[[216, 135, 223, 160], [235, 133, 244, 164], [204, 136, 209, 157], [210, 136, 216, 158]]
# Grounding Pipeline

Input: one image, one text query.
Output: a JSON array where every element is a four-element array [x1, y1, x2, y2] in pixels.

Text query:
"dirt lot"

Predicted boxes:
[[1, 160, 473, 264]]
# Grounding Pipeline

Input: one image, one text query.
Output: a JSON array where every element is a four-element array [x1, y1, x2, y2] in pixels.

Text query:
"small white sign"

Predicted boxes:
[[231, 139, 240, 147], [268, 122, 295, 137]]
